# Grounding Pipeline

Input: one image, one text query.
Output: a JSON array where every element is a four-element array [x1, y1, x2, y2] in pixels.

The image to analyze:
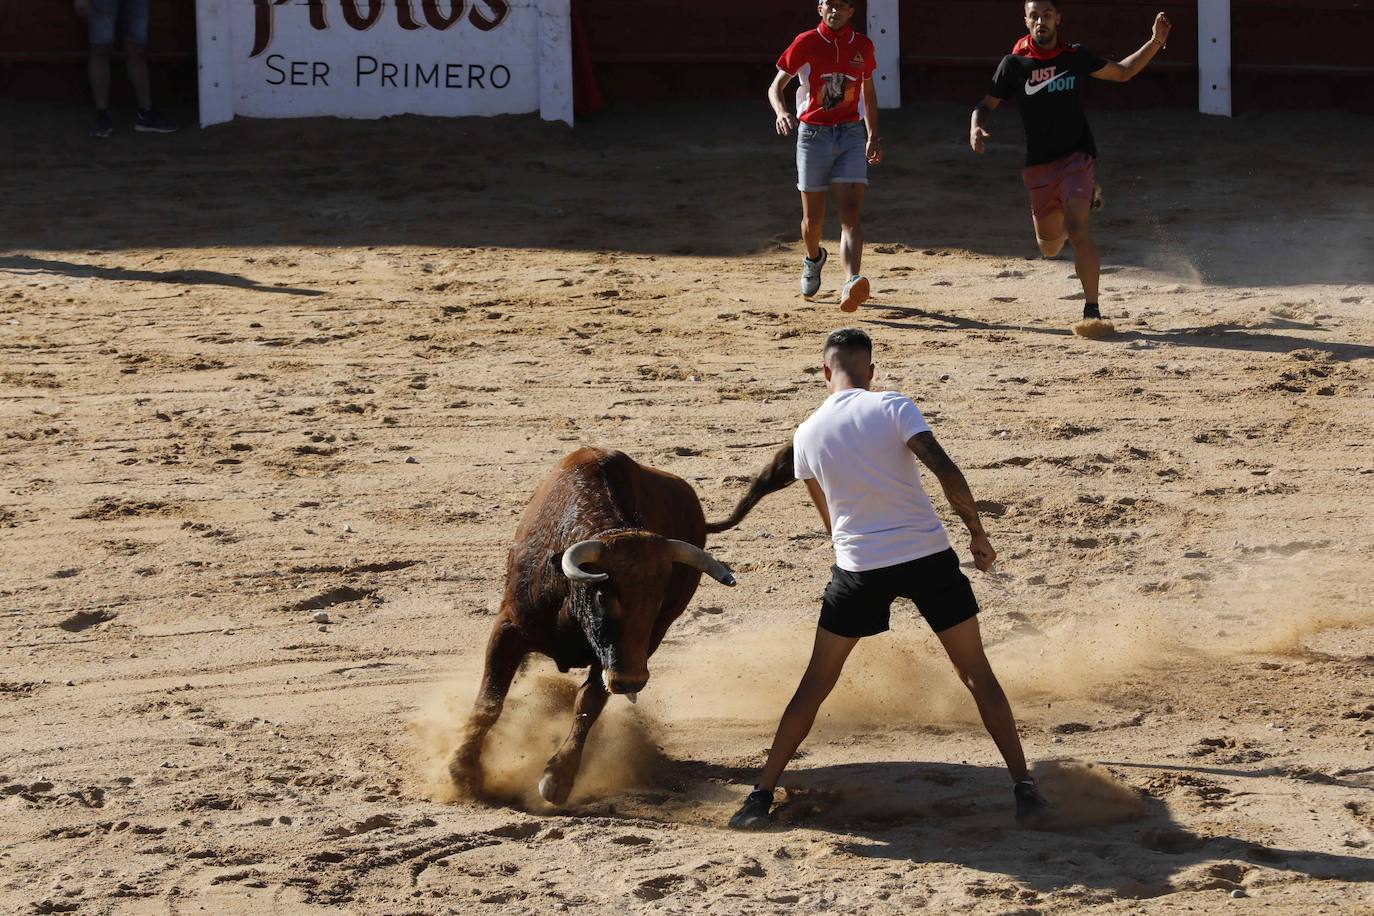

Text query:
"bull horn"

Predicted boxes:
[[561, 540, 609, 583], [667, 540, 737, 587]]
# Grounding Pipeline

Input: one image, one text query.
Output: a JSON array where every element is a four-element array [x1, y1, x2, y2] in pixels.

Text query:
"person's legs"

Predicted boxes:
[[833, 182, 866, 280], [800, 191, 828, 261], [86, 0, 117, 114], [1063, 195, 1100, 305], [754, 626, 860, 793], [934, 616, 1028, 782]]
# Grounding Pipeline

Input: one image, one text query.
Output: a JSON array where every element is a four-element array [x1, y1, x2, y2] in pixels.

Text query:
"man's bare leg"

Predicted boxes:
[[934, 616, 1028, 782], [1032, 209, 1067, 258], [834, 182, 870, 311], [755, 626, 859, 792], [833, 182, 866, 279], [1062, 196, 1099, 305], [800, 190, 828, 261], [124, 39, 154, 110], [89, 43, 113, 111]]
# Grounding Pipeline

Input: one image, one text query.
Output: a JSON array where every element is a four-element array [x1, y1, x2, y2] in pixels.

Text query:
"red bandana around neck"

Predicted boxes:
[[1013, 34, 1067, 60]]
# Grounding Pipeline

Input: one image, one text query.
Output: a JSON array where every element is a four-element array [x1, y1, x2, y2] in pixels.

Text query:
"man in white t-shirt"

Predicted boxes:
[[729, 328, 1046, 829]]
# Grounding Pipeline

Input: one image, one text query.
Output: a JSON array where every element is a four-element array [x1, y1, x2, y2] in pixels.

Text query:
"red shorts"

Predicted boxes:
[[1022, 151, 1095, 223]]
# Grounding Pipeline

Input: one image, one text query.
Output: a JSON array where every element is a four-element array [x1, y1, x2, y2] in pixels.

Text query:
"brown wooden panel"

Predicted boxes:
[[899, 1, 1199, 64], [1, 0, 1369, 108], [0, 0, 195, 57], [580, 0, 850, 58], [1233, 5, 1373, 67]]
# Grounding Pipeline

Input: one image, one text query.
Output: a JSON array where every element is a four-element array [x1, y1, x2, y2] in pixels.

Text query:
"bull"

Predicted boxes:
[[448, 444, 797, 805], [449, 447, 730, 805]]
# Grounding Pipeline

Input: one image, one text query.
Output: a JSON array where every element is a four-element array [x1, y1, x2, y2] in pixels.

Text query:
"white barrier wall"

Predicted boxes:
[[196, 0, 572, 127], [1197, 0, 1232, 117], [866, 0, 900, 109]]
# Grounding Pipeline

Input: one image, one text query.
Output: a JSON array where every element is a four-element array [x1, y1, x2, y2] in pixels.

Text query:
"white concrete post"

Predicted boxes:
[[867, 0, 901, 108], [195, 0, 235, 127], [538, 0, 574, 125], [1198, 0, 1232, 116]]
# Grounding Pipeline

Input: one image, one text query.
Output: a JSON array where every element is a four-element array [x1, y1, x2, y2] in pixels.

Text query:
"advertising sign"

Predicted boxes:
[[196, 0, 572, 127]]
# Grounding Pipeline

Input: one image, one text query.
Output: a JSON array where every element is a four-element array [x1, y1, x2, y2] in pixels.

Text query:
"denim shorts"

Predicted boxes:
[[89, 0, 149, 46], [796, 120, 869, 192]]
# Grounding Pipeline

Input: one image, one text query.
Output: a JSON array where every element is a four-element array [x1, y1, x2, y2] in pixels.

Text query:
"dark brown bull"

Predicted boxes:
[[451, 446, 776, 806]]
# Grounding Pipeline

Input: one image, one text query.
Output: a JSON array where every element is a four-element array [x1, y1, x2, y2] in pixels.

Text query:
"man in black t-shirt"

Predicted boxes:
[[970, 1, 1171, 324]]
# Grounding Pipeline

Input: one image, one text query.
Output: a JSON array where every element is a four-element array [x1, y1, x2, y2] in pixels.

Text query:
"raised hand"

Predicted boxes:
[[1152, 12, 1172, 46]]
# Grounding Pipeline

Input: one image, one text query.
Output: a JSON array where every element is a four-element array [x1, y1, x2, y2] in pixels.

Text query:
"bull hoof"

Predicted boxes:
[[538, 768, 574, 807], [447, 752, 483, 799]]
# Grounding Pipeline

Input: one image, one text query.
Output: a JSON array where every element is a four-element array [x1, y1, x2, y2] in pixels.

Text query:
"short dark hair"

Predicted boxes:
[[1026, 0, 1058, 8], [823, 327, 872, 358]]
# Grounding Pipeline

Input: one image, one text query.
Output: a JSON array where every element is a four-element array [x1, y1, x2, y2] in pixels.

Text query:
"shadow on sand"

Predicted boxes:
[[4, 101, 1372, 289], [578, 758, 1374, 901], [865, 304, 1374, 363], [0, 254, 323, 297]]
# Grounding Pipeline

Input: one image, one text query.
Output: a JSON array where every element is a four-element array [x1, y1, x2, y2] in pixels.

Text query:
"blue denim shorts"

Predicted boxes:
[[88, 0, 149, 46], [796, 120, 869, 192]]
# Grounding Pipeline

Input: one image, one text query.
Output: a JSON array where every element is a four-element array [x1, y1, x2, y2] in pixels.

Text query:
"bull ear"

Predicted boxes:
[[666, 539, 737, 587], [561, 539, 609, 584]]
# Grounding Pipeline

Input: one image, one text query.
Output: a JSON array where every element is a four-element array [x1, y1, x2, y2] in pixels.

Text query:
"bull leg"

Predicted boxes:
[[537, 665, 609, 806], [448, 618, 527, 798]]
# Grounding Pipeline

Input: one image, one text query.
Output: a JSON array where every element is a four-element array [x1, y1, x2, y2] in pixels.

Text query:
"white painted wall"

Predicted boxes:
[[867, 0, 901, 108], [197, 0, 572, 127], [538, 0, 573, 125], [1198, 0, 1232, 117], [196, 0, 234, 127]]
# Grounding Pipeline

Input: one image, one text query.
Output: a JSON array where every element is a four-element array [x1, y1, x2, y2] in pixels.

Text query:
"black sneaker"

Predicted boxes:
[[1082, 302, 1102, 320], [90, 111, 113, 139], [134, 108, 178, 134], [1014, 778, 1050, 824], [727, 788, 774, 830]]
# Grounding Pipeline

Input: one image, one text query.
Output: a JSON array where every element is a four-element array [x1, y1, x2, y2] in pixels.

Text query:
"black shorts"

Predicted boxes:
[[819, 548, 979, 639]]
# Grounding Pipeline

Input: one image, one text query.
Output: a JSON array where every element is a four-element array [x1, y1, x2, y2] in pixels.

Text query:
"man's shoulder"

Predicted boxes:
[[1067, 44, 1102, 63], [874, 388, 916, 407]]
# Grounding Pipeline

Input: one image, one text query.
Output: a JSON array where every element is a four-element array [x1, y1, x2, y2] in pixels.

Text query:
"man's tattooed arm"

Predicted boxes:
[[907, 431, 985, 537]]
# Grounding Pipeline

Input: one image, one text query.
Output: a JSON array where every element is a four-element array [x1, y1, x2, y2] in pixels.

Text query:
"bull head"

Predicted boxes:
[[560, 534, 735, 701]]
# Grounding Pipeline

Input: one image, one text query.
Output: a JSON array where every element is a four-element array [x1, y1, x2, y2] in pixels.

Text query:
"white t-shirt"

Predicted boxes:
[[793, 388, 950, 572]]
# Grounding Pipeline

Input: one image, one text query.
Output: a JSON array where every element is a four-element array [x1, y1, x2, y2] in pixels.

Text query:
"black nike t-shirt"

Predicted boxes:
[[988, 45, 1107, 166]]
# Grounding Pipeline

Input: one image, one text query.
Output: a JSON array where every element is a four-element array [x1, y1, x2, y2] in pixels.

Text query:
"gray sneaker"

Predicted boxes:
[[840, 274, 870, 312], [800, 248, 827, 299]]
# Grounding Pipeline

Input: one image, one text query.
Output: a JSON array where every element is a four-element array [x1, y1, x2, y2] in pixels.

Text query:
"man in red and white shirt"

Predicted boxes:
[[768, 1, 881, 313]]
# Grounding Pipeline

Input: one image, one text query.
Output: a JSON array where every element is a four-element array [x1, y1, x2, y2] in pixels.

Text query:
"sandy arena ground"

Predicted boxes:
[[2, 100, 1373, 914]]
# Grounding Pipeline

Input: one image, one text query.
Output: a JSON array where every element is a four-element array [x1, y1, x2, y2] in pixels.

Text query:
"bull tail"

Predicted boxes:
[[704, 444, 797, 534]]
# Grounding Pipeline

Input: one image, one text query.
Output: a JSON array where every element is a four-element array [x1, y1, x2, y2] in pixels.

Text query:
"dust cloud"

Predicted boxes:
[[1032, 760, 1146, 829], [410, 670, 663, 809]]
